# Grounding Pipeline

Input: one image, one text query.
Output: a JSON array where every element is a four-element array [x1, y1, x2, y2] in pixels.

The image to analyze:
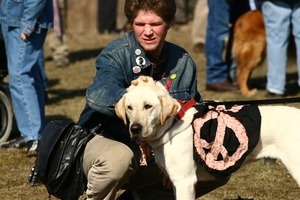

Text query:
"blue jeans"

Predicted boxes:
[[1, 25, 47, 142], [39, 49, 49, 90], [262, 1, 300, 94], [205, 0, 230, 84]]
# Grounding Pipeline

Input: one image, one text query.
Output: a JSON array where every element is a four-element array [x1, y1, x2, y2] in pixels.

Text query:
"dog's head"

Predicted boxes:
[[115, 77, 179, 140]]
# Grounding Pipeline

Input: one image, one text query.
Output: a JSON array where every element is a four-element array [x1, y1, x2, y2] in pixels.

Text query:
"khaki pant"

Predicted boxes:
[[83, 135, 135, 200], [191, 0, 208, 45], [83, 135, 229, 200]]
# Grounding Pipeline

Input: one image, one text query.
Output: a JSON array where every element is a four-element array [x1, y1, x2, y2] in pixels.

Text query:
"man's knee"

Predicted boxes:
[[108, 144, 134, 179], [83, 135, 134, 180], [83, 136, 135, 198]]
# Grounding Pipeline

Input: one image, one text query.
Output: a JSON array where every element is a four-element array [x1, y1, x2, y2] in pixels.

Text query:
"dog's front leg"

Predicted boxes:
[[154, 126, 197, 200]]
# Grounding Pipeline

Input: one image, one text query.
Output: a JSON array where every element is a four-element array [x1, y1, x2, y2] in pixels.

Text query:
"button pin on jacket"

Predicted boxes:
[[132, 66, 141, 74], [136, 56, 146, 66], [170, 74, 177, 80], [135, 49, 141, 55]]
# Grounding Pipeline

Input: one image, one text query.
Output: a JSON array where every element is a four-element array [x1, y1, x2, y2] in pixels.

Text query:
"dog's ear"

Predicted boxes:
[[158, 95, 179, 126], [115, 96, 127, 125]]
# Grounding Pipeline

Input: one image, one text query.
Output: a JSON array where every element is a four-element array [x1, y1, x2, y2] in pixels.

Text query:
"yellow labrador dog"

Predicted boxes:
[[115, 77, 300, 200]]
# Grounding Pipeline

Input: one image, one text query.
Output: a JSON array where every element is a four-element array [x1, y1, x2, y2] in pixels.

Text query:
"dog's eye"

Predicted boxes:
[[144, 104, 152, 110], [127, 105, 132, 110]]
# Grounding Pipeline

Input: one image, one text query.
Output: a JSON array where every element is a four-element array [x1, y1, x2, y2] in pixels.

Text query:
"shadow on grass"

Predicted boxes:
[[248, 71, 300, 96], [46, 88, 87, 104], [45, 47, 104, 63], [68, 47, 104, 63]]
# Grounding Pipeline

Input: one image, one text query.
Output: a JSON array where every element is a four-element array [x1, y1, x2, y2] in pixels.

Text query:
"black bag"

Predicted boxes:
[[28, 120, 96, 200]]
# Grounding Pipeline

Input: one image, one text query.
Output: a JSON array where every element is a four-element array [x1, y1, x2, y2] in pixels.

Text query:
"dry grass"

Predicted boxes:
[[1, 3, 300, 199]]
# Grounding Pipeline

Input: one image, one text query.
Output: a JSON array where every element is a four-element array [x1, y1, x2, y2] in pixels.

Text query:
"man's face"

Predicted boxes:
[[133, 10, 170, 58]]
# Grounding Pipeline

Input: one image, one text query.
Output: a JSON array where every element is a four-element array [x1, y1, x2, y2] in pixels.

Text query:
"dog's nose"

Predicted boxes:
[[130, 122, 142, 134]]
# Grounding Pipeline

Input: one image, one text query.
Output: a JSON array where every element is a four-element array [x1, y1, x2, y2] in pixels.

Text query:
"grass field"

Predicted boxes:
[[1, 18, 300, 199]]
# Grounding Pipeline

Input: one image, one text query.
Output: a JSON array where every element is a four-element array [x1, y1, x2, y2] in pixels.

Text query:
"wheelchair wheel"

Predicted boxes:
[[0, 89, 13, 143]]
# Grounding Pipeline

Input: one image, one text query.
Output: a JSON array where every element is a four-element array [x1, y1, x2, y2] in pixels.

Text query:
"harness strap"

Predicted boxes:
[[163, 78, 197, 120], [176, 98, 197, 120], [201, 96, 300, 106]]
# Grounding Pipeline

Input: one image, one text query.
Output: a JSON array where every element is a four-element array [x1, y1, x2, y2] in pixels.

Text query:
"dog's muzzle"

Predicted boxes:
[[130, 122, 142, 135]]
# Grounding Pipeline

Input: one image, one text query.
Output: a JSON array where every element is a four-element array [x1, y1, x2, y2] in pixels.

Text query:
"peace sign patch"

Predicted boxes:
[[193, 104, 261, 180]]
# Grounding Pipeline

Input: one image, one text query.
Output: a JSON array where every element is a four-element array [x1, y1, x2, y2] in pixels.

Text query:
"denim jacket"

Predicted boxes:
[[79, 31, 202, 143], [267, 0, 300, 8], [0, 0, 53, 36]]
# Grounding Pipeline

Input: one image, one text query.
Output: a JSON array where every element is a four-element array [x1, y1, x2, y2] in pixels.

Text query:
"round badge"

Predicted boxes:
[[132, 66, 141, 74], [170, 74, 177, 80], [136, 56, 146, 66], [135, 49, 141, 56]]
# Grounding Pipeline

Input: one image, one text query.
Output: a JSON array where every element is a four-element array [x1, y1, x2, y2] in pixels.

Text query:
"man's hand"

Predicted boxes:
[[131, 76, 148, 86], [127, 76, 156, 92], [20, 33, 28, 42]]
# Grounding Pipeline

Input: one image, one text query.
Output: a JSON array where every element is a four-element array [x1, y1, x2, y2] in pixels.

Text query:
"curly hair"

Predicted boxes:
[[124, 0, 176, 24]]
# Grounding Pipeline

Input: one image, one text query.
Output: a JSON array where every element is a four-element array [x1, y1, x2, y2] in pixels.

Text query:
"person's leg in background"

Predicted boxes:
[[1, 25, 47, 156], [0, 27, 7, 74], [191, 0, 208, 53], [38, 49, 51, 103], [291, 2, 300, 87], [46, 30, 69, 67], [46, 0, 69, 67], [205, 0, 238, 92], [38, 49, 49, 92], [97, 0, 119, 34], [262, 1, 291, 96], [175, 0, 188, 24]]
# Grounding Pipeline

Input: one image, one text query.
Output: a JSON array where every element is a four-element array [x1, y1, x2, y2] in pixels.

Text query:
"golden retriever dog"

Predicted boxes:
[[232, 10, 266, 96], [115, 76, 300, 200]]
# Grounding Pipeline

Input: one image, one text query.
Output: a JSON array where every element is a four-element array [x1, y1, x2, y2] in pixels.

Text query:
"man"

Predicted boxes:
[[78, 0, 229, 199], [0, 0, 53, 156], [262, 0, 300, 96], [191, 0, 208, 53], [205, 0, 238, 92]]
